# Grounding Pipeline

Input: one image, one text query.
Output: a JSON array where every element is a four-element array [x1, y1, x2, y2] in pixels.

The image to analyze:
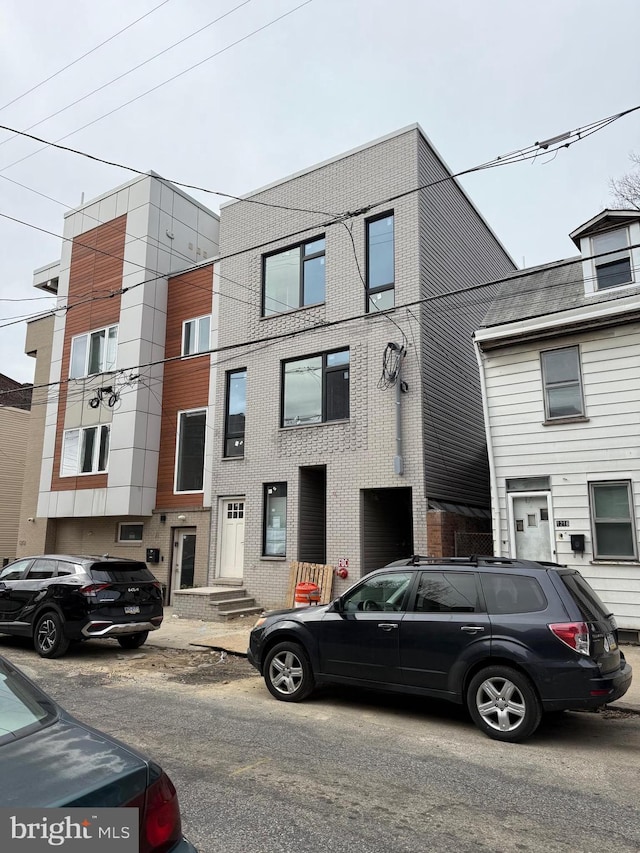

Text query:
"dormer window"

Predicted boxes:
[[591, 229, 632, 290]]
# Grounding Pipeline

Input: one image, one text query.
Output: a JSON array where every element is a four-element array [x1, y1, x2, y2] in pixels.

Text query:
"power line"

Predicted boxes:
[[0, 0, 174, 114]]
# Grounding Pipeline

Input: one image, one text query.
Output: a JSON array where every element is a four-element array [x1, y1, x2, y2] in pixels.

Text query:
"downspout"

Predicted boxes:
[[474, 337, 501, 557], [393, 348, 405, 476]]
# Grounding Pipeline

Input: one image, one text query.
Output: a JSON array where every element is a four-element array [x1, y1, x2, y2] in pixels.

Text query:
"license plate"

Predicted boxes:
[[124, 605, 140, 615], [604, 632, 617, 652]]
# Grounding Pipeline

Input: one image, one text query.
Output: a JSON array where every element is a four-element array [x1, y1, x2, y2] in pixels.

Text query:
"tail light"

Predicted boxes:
[[79, 583, 111, 598], [549, 622, 590, 656], [140, 769, 182, 853]]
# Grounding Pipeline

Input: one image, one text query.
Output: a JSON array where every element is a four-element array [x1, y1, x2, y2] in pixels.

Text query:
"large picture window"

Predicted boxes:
[[589, 481, 637, 560], [224, 369, 246, 458], [540, 346, 585, 420], [175, 409, 206, 493], [182, 315, 211, 356], [70, 326, 118, 378], [263, 237, 325, 316], [263, 483, 287, 557], [366, 213, 394, 312], [282, 349, 349, 427], [61, 425, 110, 476], [592, 230, 632, 290]]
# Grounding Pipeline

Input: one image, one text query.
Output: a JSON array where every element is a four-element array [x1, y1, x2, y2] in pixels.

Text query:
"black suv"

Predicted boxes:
[[0, 554, 163, 658], [248, 556, 633, 742]]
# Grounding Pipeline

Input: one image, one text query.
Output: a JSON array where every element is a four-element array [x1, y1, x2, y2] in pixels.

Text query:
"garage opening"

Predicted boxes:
[[298, 465, 326, 564], [361, 487, 413, 574]]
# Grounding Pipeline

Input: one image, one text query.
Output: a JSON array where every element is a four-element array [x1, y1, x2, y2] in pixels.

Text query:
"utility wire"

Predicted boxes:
[[0, 0, 174, 114]]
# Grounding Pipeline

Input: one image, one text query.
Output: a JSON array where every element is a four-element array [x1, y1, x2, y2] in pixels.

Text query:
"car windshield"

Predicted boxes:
[[0, 662, 56, 744]]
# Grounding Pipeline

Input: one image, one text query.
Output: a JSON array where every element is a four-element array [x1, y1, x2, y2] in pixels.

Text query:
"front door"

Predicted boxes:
[[219, 498, 245, 579], [171, 528, 197, 599], [510, 493, 554, 561]]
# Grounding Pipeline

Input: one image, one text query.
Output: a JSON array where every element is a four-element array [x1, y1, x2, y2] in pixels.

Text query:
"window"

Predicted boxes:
[[175, 409, 206, 493], [263, 237, 325, 316], [413, 572, 479, 613], [0, 559, 31, 581], [589, 481, 637, 559], [61, 425, 110, 476], [592, 230, 632, 290], [263, 483, 287, 556], [118, 523, 144, 543], [70, 325, 118, 378], [26, 559, 57, 580], [224, 369, 246, 458], [481, 573, 548, 614], [541, 346, 584, 420], [343, 572, 412, 612], [282, 349, 349, 427], [182, 315, 211, 356], [366, 213, 394, 312]]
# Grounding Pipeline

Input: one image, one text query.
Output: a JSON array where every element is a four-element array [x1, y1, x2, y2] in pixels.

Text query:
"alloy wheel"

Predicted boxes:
[[268, 649, 304, 696], [475, 676, 527, 733]]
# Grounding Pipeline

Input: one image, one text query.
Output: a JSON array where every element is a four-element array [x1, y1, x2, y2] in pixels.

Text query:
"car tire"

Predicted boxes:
[[34, 612, 71, 659], [263, 641, 315, 702], [117, 631, 149, 649], [467, 665, 542, 743]]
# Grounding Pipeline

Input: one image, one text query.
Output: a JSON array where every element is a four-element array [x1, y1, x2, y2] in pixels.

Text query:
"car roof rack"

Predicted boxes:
[[406, 555, 563, 569]]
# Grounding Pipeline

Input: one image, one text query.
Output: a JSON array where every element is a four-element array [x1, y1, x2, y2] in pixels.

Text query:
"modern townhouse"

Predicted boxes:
[[475, 209, 640, 642], [0, 374, 32, 565]]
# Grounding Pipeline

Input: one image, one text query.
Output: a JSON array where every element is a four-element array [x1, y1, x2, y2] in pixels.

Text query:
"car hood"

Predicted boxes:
[[264, 603, 332, 623], [0, 713, 148, 808]]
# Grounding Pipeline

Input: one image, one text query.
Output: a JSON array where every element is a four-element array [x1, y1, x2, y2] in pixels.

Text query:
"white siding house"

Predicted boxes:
[[475, 210, 640, 641]]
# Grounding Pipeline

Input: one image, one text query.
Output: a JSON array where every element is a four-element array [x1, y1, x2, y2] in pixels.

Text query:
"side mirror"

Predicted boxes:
[[329, 597, 343, 613]]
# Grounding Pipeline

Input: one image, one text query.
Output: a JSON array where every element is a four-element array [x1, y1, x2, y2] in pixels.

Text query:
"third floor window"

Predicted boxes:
[[366, 213, 395, 312], [263, 237, 325, 316], [70, 325, 118, 378], [182, 315, 211, 356]]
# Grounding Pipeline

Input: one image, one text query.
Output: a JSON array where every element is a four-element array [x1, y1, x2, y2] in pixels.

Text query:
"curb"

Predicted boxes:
[[606, 700, 640, 715]]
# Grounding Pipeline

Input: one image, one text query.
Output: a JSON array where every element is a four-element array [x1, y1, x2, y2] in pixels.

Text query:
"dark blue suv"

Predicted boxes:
[[248, 556, 632, 742]]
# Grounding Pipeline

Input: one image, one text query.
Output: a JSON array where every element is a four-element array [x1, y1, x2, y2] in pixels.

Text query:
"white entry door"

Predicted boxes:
[[219, 498, 245, 579], [509, 492, 554, 561], [171, 527, 197, 599]]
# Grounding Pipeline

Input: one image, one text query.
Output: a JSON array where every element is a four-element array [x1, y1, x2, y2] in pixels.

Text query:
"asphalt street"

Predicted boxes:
[[1, 638, 639, 853]]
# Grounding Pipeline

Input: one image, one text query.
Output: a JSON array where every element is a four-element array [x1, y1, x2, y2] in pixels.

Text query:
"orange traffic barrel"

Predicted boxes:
[[294, 581, 321, 607]]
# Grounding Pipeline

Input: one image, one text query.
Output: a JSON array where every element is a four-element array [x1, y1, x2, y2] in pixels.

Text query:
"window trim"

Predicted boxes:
[[262, 482, 287, 557], [540, 345, 585, 422], [280, 348, 350, 428], [60, 425, 110, 476], [117, 523, 144, 543], [174, 407, 207, 494], [261, 236, 326, 317], [365, 211, 395, 313], [69, 324, 118, 378], [589, 479, 638, 561], [223, 368, 246, 458], [591, 228, 633, 292], [182, 315, 211, 357]]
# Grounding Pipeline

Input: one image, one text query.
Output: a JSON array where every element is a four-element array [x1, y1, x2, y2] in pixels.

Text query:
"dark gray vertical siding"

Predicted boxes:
[[298, 466, 327, 563], [417, 136, 515, 507], [361, 487, 414, 572]]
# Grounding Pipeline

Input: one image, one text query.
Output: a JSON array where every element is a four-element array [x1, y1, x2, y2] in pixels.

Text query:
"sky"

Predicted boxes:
[[1, 0, 639, 383]]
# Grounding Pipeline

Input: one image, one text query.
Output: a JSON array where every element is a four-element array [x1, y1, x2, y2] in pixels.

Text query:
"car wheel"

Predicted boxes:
[[117, 631, 149, 649], [467, 665, 542, 743], [34, 612, 71, 659], [264, 641, 315, 702]]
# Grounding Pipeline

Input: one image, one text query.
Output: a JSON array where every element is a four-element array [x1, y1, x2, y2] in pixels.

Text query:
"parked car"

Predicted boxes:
[[248, 556, 633, 742], [0, 555, 163, 658], [0, 653, 195, 851]]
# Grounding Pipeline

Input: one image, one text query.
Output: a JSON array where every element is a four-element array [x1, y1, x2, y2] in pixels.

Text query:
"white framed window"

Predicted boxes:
[[592, 229, 633, 291], [182, 316, 211, 356], [70, 325, 118, 378], [589, 480, 638, 560], [174, 409, 206, 493], [118, 523, 144, 543], [540, 346, 585, 420], [61, 425, 110, 476]]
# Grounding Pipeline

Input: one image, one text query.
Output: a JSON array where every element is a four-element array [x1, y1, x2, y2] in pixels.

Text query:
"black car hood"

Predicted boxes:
[[265, 603, 331, 621], [0, 713, 147, 807]]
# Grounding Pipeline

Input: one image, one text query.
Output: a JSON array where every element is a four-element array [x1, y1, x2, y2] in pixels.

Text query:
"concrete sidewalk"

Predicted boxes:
[[148, 608, 640, 713]]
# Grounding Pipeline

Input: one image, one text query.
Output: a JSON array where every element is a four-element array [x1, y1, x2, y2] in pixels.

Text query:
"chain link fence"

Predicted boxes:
[[455, 532, 494, 557]]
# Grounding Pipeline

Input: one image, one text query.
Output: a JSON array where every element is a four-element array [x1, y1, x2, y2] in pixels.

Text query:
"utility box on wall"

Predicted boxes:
[[146, 547, 160, 564]]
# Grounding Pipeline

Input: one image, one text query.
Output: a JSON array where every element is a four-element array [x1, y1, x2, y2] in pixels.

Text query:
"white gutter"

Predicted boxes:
[[474, 338, 502, 557]]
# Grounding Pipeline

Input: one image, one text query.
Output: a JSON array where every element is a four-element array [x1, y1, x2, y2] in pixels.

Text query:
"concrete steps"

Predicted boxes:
[[172, 585, 263, 623]]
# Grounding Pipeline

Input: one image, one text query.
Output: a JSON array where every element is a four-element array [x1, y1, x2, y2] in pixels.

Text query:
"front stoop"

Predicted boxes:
[[172, 586, 263, 623]]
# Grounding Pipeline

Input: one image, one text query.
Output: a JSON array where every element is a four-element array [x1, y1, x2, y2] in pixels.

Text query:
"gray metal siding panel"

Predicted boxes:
[[298, 467, 326, 563], [417, 137, 515, 507]]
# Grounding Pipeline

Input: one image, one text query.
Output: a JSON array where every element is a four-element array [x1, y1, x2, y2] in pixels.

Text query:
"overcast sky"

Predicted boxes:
[[1, 0, 639, 383]]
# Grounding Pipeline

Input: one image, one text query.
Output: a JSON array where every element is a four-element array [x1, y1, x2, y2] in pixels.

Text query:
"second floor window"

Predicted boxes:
[[540, 346, 584, 420], [183, 315, 211, 356], [175, 409, 206, 493], [366, 213, 395, 312], [282, 349, 349, 427], [263, 238, 325, 316], [70, 325, 118, 378], [592, 229, 632, 290], [224, 369, 246, 457], [61, 425, 110, 476]]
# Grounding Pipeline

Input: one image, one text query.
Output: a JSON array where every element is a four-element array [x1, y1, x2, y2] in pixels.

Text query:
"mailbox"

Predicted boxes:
[[570, 534, 585, 555], [146, 547, 160, 564]]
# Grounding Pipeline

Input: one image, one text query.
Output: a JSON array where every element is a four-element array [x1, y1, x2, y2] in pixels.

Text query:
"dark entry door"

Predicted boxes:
[[361, 487, 413, 574]]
